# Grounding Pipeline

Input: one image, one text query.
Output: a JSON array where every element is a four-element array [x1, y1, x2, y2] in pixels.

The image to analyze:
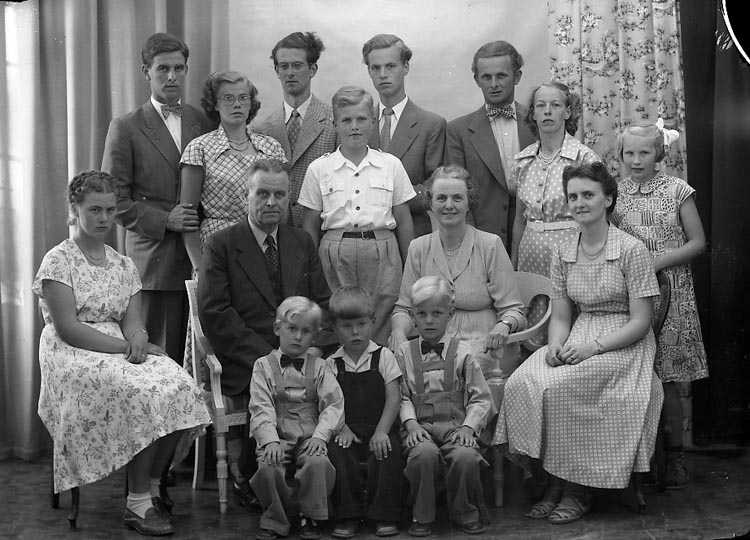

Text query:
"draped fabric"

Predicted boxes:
[[0, 0, 229, 460], [547, 0, 687, 180]]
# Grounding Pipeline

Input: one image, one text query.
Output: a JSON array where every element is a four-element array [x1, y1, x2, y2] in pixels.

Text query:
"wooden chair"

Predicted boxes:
[[185, 279, 248, 514], [486, 271, 553, 507]]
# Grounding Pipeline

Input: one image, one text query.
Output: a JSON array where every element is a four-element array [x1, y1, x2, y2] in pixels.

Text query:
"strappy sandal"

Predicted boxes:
[[525, 483, 564, 519], [548, 494, 591, 524]]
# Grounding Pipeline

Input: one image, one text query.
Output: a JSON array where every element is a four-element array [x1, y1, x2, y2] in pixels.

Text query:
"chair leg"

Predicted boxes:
[[215, 429, 229, 514], [51, 471, 59, 509], [192, 431, 207, 490], [68, 487, 80, 529], [492, 447, 504, 507]]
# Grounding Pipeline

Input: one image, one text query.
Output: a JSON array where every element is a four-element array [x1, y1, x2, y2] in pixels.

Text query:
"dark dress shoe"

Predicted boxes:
[[299, 517, 321, 540], [331, 519, 361, 538], [255, 528, 280, 540], [123, 507, 174, 536], [375, 522, 399, 537], [151, 497, 174, 523], [408, 521, 433, 537], [233, 480, 262, 512], [460, 521, 486, 535]]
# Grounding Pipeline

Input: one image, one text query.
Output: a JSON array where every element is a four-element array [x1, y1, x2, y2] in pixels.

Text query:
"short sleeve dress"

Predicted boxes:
[[493, 226, 664, 488], [33, 239, 211, 493], [613, 172, 708, 383]]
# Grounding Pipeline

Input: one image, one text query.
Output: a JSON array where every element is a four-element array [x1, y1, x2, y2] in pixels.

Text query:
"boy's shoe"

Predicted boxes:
[[122, 507, 174, 536], [665, 451, 688, 490], [233, 480, 262, 511], [460, 521, 486, 535], [255, 528, 280, 540], [375, 522, 399, 537], [408, 520, 433, 537], [299, 517, 321, 540], [331, 519, 361, 539]]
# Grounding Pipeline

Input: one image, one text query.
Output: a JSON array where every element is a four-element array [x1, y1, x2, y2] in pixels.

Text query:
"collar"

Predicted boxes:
[[619, 171, 666, 195], [247, 218, 279, 250], [515, 133, 581, 161], [283, 94, 312, 123], [332, 146, 385, 171], [330, 340, 380, 368], [378, 95, 408, 122], [213, 124, 259, 156], [561, 224, 622, 263], [151, 96, 182, 119]]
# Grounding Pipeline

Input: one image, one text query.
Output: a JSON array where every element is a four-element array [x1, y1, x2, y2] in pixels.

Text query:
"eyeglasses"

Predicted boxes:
[[276, 62, 308, 73], [219, 94, 252, 105]]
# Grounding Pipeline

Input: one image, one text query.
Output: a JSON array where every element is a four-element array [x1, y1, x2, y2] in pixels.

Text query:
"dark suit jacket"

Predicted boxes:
[[445, 103, 534, 248], [369, 99, 446, 237], [101, 100, 212, 290], [255, 95, 338, 228], [198, 220, 331, 396]]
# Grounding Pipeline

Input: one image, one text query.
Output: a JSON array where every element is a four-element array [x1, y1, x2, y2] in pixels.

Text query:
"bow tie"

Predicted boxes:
[[280, 354, 304, 371], [421, 341, 445, 356], [161, 103, 183, 119], [486, 104, 515, 119]]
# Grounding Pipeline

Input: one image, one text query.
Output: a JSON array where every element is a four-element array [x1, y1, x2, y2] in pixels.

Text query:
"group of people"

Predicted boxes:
[[33, 27, 709, 540]]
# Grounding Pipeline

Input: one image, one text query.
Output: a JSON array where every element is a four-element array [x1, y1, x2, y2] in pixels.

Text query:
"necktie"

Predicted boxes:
[[265, 235, 279, 273], [485, 103, 515, 120], [421, 341, 445, 356], [380, 107, 394, 151], [287, 109, 301, 149], [280, 354, 304, 371], [161, 103, 183, 119]]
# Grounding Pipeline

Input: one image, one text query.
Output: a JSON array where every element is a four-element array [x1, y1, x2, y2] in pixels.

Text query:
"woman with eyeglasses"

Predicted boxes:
[[179, 71, 287, 274]]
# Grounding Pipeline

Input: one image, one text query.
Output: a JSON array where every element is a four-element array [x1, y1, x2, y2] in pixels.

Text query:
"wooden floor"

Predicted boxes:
[[2, 446, 750, 540]]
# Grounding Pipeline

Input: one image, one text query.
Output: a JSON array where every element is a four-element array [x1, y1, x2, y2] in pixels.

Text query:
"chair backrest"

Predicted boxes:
[[653, 270, 671, 339], [506, 271, 553, 346]]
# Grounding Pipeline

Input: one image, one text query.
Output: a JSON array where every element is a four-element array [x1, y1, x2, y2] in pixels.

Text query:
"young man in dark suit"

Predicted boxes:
[[363, 34, 447, 238], [445, 40, 535, 249], [198, 158, 331, 511], [255, 31, 338, 228], [101, 32, 212, 363]]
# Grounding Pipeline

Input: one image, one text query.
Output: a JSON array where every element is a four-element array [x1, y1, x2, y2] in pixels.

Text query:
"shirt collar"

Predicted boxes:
[[332, 146, 385, 170], [620, 171, 665, 195], [561, 224, 622, 263], [151, 96, 182, 119], [330, 340, 380, 367], [247, 217, 279, 250], [283, 94, 312, 123], [379, 95, 408, 123]]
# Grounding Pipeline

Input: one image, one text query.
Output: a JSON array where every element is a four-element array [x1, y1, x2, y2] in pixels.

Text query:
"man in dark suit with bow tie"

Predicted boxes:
[[198, 158, 330, 507], [445, 40, 535, 249], [102, 32, 212, 363]]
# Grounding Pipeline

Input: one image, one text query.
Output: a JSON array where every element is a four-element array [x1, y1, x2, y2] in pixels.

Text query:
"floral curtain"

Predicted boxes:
[[548, 0, 687, 181]]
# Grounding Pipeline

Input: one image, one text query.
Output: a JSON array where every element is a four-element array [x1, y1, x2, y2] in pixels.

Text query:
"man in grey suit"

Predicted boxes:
[[445, 40, 534, 249], [102, 32, 212, 363], [363, 34, 446, 238], [255, 31, 338, 228]]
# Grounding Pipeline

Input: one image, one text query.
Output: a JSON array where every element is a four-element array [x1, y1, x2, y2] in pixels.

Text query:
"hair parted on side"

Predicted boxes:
[[245, 158, 290, 191], [410, 275, 454, 307], [562, 161, 618, 215], [275, 296, 323, 330], [331, 85, 375, 116], [200, 71, 261, 126], [362, 34, 412, 65], [141, 32, 189, 68], [329, 285, 375, 321], [523, 81, 582, 137], [271, 31, 325, 65], [471, 40, 523, 77], [67, 171, 120, 225]]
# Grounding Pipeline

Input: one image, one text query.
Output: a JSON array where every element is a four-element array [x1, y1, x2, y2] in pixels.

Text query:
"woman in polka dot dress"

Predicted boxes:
[[509, 82, 598, 345], [494, 162, 663, 525]]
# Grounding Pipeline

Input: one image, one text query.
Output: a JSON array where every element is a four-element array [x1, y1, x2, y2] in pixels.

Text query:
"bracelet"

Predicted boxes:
[[594, 338, 605, 355], [130, 328, 148, 341]]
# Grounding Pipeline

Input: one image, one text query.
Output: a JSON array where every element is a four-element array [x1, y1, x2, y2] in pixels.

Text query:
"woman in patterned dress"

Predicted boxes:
[[493, 162, 663, 524], [613, 120, 708, 489], [34, 171, 210, 536], [509, 82, 598, 345], [179, 71, 287, 272]]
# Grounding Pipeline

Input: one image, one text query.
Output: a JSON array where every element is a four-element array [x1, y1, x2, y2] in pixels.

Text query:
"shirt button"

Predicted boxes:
[[329, 187, 333, 192], [354, 172, 360, 177], [356, 206, 361, 211], [355, 189, 360, 194], [354, 224, 359, 228]]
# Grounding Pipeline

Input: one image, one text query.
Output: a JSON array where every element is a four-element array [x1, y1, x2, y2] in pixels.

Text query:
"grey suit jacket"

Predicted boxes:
[[255, 94, 338, 227], [369, 99, 446, 237], [101, 100, 212, 290], [445, 103, 534, 248]]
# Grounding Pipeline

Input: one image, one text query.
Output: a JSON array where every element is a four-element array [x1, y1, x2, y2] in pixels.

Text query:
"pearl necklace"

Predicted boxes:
[[538, 147, 562, 168]]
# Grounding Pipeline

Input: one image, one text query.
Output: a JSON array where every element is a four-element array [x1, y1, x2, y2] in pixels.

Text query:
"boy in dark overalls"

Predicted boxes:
[[249, 296, 344, 540], [395, 276, 493, 537], [326, 286, 404, 538]]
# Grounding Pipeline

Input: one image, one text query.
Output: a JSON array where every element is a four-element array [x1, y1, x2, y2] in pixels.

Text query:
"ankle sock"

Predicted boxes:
[[127, 491, 153, 519], [149, 477, 161, 498]]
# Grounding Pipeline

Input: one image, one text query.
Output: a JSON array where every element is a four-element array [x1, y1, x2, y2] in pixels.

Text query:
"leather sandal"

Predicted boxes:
[[548, 494, 591, 524], [525, 499, 558, 519]]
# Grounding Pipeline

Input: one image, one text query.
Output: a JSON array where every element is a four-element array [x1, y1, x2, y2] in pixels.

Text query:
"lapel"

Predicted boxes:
[[292, 95, 327, 166], [266, 106, 292, 159], [139, 101, 181, 175], [386, 99, 418, 159], [235, 220, 278, 308], [467, 106, 507, 191], [277, 225, 305, 298], [429, 227, 473, 283]]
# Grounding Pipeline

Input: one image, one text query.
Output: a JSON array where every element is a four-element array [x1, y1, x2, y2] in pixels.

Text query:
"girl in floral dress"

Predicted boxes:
[[613, 120, 708, 489], [34, 171, 210, 536]]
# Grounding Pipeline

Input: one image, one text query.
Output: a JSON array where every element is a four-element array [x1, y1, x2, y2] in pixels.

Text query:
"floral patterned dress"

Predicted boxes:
[[493, 227, 664, 488], [613, 172, 708, 383], [33, 239, 211, 493]]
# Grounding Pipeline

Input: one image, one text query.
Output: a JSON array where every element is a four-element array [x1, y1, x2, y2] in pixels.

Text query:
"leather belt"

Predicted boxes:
[[342, 230, 376, 239]]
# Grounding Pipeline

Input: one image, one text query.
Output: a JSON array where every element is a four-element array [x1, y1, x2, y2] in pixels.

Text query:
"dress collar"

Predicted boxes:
[[620, 171, 666, 195], [561, 224, 622, 263]]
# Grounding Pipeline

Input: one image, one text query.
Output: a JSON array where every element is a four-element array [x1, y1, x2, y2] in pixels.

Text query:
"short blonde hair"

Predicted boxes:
[[410, 276, 454, 307], [617, 122, 668, 163], [331, 85, 375, 118], [275, 296, 323, 330], [329, 286, 375, 321]]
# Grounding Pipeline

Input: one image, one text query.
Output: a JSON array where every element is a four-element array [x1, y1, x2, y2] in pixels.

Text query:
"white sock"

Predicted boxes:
[[126, 491, 153, 519], [149, 477, 161, 499]]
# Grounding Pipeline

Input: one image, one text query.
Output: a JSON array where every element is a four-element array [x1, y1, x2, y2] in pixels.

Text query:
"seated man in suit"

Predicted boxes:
[[255, 31, 338, 228], [198, 158, 331, 510], [363, 34, 446, 238], [445, 40, 534, 249]]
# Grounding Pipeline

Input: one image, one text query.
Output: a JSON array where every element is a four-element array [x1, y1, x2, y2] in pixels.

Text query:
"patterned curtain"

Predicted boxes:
[[547, 0, 687, 181]]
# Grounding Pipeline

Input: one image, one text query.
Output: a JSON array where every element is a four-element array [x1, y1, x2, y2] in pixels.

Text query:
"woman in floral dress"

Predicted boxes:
[[34, 171, 210, 536], [494, 162, 663, 525]]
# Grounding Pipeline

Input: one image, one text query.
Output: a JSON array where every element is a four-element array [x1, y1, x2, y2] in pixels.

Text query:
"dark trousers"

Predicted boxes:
[[141, 289, 188, 363], [328, 431, 403, 523]]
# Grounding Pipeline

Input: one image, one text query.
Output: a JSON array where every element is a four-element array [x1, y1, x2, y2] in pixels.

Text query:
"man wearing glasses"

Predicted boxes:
[[256, 31, 338, 228]]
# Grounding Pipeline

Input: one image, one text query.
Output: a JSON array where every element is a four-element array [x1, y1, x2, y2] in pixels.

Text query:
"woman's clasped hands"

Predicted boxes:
[[546, 340, 599, 367], [124, 328, 165, 364]]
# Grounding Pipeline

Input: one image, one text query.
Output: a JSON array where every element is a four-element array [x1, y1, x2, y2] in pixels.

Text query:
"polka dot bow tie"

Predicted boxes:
[[485, 104, 515, 119], [161, 103, 183, 119]]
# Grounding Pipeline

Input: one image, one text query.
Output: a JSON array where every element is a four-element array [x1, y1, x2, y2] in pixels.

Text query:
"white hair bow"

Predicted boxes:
[[655, 118, 680, 147]]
